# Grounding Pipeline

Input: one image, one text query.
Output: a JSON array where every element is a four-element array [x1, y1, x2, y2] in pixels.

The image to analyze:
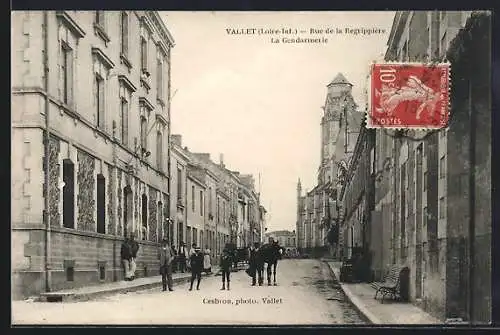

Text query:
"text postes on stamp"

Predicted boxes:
[[368, 63, 450, 129]]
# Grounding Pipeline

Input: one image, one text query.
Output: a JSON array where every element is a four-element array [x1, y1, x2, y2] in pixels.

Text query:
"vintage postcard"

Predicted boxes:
[[11, 10, 492, 325]]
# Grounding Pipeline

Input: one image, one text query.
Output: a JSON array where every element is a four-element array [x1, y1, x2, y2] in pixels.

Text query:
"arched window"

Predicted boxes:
[[63, 159, 75, 229], [97, 174, 106, 234], [123, 186, 133, 237]]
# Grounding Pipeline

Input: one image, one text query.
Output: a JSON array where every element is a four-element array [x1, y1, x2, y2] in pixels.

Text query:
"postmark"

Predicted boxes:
[[367, 62, 450, 129]]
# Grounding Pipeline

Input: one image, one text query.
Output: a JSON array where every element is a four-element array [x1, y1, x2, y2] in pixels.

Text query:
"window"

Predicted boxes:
[[156, 55, 164, 101], [156, 131, 163, 171], [192, 185, 195, 212], [423, 206, 428, 227], [60, 41, 73, 105], [97, 174, 106, 234], [141, 37, 148, 73], [423, 171, 428, 191], [95, 11, 105, 29], [157, 201, 163, 242], [209, 187, 212, 214], [142, 194, 148, 240], [120, 98, 129, 146], [123, 186, 132, 237], [177, 167, 182, 200], [140, 116, 147, 152], [120, 12, 129, 56], [200, 190, 203, 216], [63, 159, 75, 229], [439, 156, 445, 179], [223, 202, 226, 223], [95, 74, 105, 129], [439, 197, 445, 219]]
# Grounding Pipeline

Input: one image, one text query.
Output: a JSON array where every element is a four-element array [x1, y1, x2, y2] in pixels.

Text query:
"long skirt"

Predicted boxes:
[[203, 254, 211, 272]]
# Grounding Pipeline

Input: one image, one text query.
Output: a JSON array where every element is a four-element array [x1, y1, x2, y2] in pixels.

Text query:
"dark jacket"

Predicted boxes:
[[130, 240, 139, 258], [189, 251, 204, 273], [220, 249, 232, 271], [121, 239, 140, 260], [159, 246, 174, 267], [121, 240, 132, 260]]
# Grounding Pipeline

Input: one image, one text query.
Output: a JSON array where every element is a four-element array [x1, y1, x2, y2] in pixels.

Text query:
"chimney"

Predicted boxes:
[[171, 134, 182, 147], [219, 153, 224, 166]]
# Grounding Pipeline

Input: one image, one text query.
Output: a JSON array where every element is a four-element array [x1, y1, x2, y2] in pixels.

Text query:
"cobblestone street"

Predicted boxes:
[[12, 259, 366, 325]]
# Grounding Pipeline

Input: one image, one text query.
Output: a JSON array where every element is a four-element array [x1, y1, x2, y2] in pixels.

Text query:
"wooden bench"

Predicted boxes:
[[370, 265, 407, 303]]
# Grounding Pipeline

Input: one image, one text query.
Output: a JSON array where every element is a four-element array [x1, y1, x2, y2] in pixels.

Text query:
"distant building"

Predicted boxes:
[[265, 230, 296, 249], [296, 73, 363, 257]]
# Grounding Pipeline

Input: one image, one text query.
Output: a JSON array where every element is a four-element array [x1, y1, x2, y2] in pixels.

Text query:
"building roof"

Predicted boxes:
[[328, 73, 352, 87]]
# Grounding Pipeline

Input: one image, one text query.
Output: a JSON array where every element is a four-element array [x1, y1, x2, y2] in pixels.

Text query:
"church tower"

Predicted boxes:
[[318, 73, 354, 185]]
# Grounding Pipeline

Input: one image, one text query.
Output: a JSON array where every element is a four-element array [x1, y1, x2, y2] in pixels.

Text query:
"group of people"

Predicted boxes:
[[159, 239, 233, 292], [121, 232, 280, 292], [169, 242, 213, 274]]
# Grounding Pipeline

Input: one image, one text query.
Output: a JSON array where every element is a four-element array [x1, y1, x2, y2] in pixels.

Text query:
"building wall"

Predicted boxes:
[[378, 10, 491, 322], [169, 144, 188, 248], [11, 10, 173, 300], [186, 176, 205, 248]]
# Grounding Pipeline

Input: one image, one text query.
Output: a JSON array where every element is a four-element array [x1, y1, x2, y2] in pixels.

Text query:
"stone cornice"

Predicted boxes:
[[118, 75, 137, 92], [91, 47, 115, 69], [139, 96, 154, 111], [56, 11, 86, 38], [148, 11, 176, 47]]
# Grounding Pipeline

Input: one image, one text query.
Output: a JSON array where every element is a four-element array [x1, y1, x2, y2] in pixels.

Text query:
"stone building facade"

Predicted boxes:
[[372, 11, 491, 323], [265, 230, 296, 249], [169, 135, 189, 249], [11, 11, 174, 299], [339, 125, 376, 263], [296, 73, 363, 257], [169, 136, 264, 256]]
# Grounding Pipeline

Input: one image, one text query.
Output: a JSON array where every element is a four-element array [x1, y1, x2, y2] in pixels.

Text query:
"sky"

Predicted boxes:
[[161, 11, 395, 232]]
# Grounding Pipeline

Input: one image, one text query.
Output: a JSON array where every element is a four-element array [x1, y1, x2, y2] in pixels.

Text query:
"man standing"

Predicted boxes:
[[121, 235, 132, 281], [188, 245, 204, 291], [220, 244, 232, 290], [129, 232, 139, 280], [159, 239, 174, 292], [121, 232, 139, 281], [177, 242, 188, 273], [249, 242, 263, 286]]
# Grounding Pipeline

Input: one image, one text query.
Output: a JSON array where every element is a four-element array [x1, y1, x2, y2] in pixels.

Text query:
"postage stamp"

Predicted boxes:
[[367, 62, 450, 129]]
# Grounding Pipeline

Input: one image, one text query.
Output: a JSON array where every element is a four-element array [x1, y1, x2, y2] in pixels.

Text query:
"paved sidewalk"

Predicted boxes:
[[326, 261, 441, 325], [39, 266, 219, 302]]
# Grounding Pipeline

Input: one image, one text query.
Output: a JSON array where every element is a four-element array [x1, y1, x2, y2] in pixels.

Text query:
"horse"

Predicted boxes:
[[258, 242, 283, 286]]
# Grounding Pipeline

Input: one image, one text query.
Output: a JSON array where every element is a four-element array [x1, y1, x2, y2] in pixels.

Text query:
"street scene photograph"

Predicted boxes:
[[11, 10, 492, 325]]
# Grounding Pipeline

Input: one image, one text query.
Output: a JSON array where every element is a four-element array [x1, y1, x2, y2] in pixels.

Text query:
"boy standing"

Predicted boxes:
[[220, 244, 232, 290], [188, 245, 204, 291]]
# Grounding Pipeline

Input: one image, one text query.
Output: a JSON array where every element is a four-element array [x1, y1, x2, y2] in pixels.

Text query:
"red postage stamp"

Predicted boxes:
[[368, 63, 450, 129]]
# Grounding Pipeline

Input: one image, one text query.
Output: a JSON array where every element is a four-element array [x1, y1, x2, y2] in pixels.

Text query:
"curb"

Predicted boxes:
[[39, 272, 216, 302], [323, 261, 381, 324]]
